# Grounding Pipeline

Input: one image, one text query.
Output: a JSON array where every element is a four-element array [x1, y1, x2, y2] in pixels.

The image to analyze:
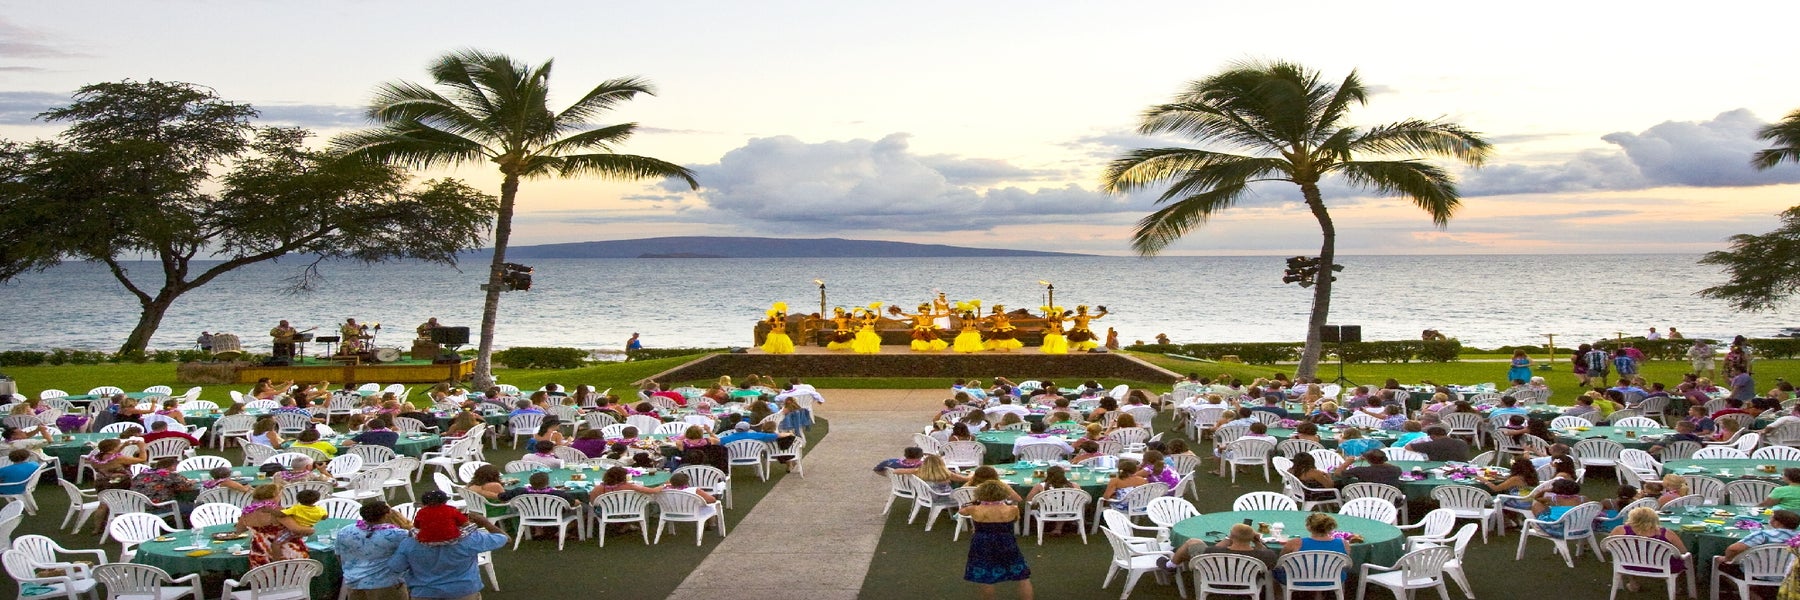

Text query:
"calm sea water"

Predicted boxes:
[[1, 255, 1792, 353]]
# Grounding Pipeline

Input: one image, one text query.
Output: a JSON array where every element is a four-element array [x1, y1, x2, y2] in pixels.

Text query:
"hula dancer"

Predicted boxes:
[[952, 306, 987, 353], [1066, 305, 1108, 352], [851, 303, 884, 354], [1039, 306, 1069, 354], [826, 307, 855, 351], [760, 303, 796, 354], [984, 305, 1023, 352], [908, 303, 949, 351]]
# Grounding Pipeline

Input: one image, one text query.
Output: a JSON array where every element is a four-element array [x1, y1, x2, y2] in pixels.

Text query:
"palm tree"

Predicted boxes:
[[1101, 60, 1491, 379], [1753, 108, 1800, 169], [335, 49, 698, 387]]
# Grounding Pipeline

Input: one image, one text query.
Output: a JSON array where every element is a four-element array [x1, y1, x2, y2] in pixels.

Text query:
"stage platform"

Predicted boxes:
[[223, 357, 472, 384], [641, 348, 1182, 386]]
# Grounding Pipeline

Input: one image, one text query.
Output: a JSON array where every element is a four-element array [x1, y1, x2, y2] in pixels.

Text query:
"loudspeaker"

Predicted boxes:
[[1320, 325, 1363, 343], [262, 356, 291, 367], [430, 326, 471, 345], [1320, 325, 1340, 343], [1340, 325, 1362, 343], [432, 353, 461, 365]]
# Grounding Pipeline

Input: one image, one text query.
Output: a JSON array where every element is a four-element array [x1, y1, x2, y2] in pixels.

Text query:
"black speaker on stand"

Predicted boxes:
[[431, 327, 472, 364], [1319, 325, 1361, 387]]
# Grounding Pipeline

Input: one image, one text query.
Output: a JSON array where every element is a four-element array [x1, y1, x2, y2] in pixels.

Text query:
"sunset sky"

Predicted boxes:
[[3, 1, 1798, 255]]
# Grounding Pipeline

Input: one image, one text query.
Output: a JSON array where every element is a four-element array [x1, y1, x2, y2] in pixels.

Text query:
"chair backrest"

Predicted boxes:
[[1278, 438, 1323, 458], [1249, 411, 1283, 426], [1726, 480, 1780, 506], [1429, 484, 1494, 510], [1031, 487, 1091, 516], [1442, 412, 1485, 432], [195, 487, 250, 508], [1391, 546, 1455, 581], [1572, 438, 1624, 462], [327, 454, 365, 478], [271, 412, 312, 434], [89, 386, 124, 396], [725, 439, 768, 462], [1229, 439, 1275, 462], [1726, 544, 1796, 583], [625, 415, 662, 433], [347, 444, 397, 464], [1016, 444, 1068, 462], [278, 481, 336, 506], [1120, 482, 1170, 514], [142, 438, 191, 464], [189, 502, 241, 528], [653, 422, 688, 436], [238, 558, 325, 594], [99, 488, 156, 513], [1232, 491, 1297, 511], [1145, 496, 1199, 528], [1308, 449, 1345, 471], [1340, 497, 1399, 524], [1343, 413, 1381, 428], [1275, 550, 1350, 590], [1544, 502, 1603, 538], [1661, 494, 1707, 511], [1694, 446, 1749, 460], [1189, 552, 1270, 592], [1550, 416, 1593, 429], [599, 424, 630, 439], [100, 422, 141, 434], [106, 512, 170, 545], [1343, 482, 1405, 505], [264, 452, 311, 469], [1754, 446, 1800, 461], [1613, 416, 1661, 428], [508, 493, 577, 519], [456, 461, 490, 484], [94, 562, 189, 598], [1382, 447, 1426, 462], [1602, 535, 1682, 575], [508, 413, 544, 436], [175, 455, 231, 473], [674, 465, 728, 492], [592, 490, 653, 517], [1467, 451, 1497, 467]]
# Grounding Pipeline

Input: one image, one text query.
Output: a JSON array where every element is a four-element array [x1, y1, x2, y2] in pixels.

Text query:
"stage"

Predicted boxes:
[[185, 356, 474, 385], [641, 348, 1181, 386]]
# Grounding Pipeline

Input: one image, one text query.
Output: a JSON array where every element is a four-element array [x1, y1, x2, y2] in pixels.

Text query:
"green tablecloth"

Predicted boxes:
[[992, 462, 1109, 498], [1264, 427, 1398, 451], [495, 466, 674, 500], [133, 519, 349, 599], [321, 433, 442, 458], [432, 412, 510, 430], [974, 430, 1081, 464], [1664, 459, 1800, 483], [44, 432, 116, 466], [1552, 425, 1675, 451], [1661, 504, 1776, 579], [1169, 510, 1404, 567], [58, 392, 160, 406], [180, 465, 261, 482]]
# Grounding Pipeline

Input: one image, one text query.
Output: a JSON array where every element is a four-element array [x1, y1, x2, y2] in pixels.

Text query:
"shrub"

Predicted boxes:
[[0, 350, 47, 367], [46, 349, 69, 366], [1417, 340, 1463, 363], [627, 347, 732, 362], [492, 347, 589, 369]]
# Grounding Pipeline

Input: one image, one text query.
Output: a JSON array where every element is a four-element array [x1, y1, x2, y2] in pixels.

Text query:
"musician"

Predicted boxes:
[[340, 318, 367, 355], [269, 321, 298, 358], [416, 317, 441, 339], [197, 331, 213, 352]]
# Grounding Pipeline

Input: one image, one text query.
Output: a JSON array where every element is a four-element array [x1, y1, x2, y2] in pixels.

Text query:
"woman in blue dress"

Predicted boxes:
[[1507, 350, 1534, 385], [961, 480, 1033, 599]]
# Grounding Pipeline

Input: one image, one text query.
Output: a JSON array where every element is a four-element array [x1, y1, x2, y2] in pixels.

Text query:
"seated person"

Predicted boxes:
[[874, 446, 926, 473], [1392, 420, 1425, 444], [1718, 509, 1800, 578], [1489, 396, 1528, 418], [1336, 428, 1384, 458], [203, 466, 254, 494], [289, 428, 339, 458], [348, 417, 400, 449], [1163, 523, 1278, 572], [570, 429, 610, 458], [521, 440, 565, 469], [1011, 421, 1074, 456], [141, 421, 201, 446], [1647, 421, 1705, 456], [1248, 396, 1289, 419], [1562, 396, 1600, 420], [0, 449, 42, 496], [499, 471, 581, 504], [1405, 426, 1471, 462], [1758, 468, 1800, 512], [1333, 449, 1402, 487], [129, 456, 197, 513]]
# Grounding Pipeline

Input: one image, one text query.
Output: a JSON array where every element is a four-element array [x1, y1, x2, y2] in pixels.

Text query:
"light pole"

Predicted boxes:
[[1039, 280, 1054, 310], [1541, 333, 1557, 371], [815, 279, 826, 317]]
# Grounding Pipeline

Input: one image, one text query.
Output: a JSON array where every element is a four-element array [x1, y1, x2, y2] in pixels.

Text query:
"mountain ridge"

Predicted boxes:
[[469, 236, 1090, 258]]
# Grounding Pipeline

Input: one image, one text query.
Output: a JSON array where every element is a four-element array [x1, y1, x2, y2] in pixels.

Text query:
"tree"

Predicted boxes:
[[1100, 60, 1490, 379], [1699, 108, 1800, 310], [0, 80, 498, 354], [333, 49, 699, 388]]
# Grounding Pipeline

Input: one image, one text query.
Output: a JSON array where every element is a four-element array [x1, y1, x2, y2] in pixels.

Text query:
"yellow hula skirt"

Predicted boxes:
[[827, 330, 854, 351], [952, 330, 986, 353], [910, 327, 948, 352], [1040, 333, 1069, 354], [762, 332, 795, 354], [852, 327, 883, 354], [984, 328, 1023, 352], [1068, 328, 1099, 352]]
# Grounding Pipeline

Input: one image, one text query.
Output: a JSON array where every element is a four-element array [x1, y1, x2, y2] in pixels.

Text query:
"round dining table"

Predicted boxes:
[[320, 432, 443, 458], [133, 518, 350, 599], [974, 430, 1082, 464], [1552, 425, 1676, 451], [43, 432, 117, 467], [1664, 459, 1800, 483], [991, 461, 1111, 499], [1168, 509, 1404, 567], [1658, 504, 1778, 579]]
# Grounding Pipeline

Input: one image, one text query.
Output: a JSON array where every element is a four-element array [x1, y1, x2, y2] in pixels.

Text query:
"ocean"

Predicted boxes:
[[1, 254, 1789, 354]]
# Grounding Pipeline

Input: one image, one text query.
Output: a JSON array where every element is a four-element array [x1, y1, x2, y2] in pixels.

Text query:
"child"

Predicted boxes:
[[205, 467, 254, 494], [1648, 421, 1704, 456], [283, 489, 326, 527]]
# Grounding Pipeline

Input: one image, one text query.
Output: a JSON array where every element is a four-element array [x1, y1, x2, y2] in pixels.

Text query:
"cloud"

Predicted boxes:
[[0, 19, 83, 59], [1464, 109, 1800, 195], [253, 103, 369, 129], [663, 133, 1133, 232], [0, 66, 45, 73], [620, 193, 687, 203], [0, 91, 65, 125]]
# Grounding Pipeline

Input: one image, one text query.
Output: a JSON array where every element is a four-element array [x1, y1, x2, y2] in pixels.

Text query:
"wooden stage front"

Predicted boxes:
[[231, 358, 473, 385]]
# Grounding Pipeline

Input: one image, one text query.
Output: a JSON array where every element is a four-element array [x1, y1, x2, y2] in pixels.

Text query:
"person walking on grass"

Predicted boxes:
[[961, 480, 1032, 600]]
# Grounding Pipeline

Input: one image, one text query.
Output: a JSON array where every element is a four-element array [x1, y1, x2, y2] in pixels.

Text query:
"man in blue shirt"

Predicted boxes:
[[507, 399, 543, 419], [387, 492, 509, 600], [1248, 396, 1290, 419], [349, 418, 400, 450], [1489, 396, 1529, 419], [335, 501, 413, 600], [0, 450, 40, 494], [1612, 351, 1639, 378], [1717, 509, 1800, 579]]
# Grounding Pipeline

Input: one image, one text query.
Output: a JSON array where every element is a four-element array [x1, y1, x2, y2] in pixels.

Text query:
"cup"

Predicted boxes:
[[60, 435, 73, 442], [1720, 469, 1732, 476], [1625, 430, 1637, 439]]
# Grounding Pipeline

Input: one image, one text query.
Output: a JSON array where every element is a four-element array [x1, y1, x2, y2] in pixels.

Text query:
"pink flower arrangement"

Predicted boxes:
[[1277, 419, 1300, 429]]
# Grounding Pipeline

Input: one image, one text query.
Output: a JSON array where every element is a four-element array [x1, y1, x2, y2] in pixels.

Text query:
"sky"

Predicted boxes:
[[2, 0, 1799, 256]]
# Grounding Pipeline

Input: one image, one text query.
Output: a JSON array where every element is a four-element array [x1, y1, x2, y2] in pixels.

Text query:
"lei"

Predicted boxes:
[[242, 499, 280, 515], [355, 520, 400, 535]]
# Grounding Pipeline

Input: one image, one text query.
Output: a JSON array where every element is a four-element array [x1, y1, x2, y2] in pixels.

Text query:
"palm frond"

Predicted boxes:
[[1344, 120, 1492, 165], [1753, 108, 1800, 170], [425, 49, 501, 122], [1100, 147, 1276, 193], [539, 123, 637, 156], [1309, 70, 1367, 143], [555, 77, 655, 128], [552, 153, 698, 188], [1129, 183, 1251, 256], [1329, 160, 1461, 227], [1139, 101, 1285, 153], [329, 123, 488, 170]]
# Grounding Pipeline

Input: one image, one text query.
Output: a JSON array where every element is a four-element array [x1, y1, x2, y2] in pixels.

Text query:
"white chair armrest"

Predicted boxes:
[[1360, 561, 1398, 577], [222, 578, 241, 590], [170, 573, 201, 584], [66, 548, 109, 564]]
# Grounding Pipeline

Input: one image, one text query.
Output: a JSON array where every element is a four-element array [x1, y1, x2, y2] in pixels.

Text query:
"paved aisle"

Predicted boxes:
[[668, 389, 941, 600]]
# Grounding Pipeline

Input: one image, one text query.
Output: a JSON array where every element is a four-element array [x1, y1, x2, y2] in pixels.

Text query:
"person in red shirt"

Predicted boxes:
[[641, 381, 689, 407], [141, 421, 201, 446]]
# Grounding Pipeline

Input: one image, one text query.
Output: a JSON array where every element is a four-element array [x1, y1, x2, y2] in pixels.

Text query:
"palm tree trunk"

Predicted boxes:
[[1298, 183, 1335, 381], [471, 174, 520, 388]]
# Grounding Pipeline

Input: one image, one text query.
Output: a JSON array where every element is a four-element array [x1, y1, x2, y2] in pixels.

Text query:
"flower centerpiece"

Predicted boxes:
[[1276, 418, 1300, 429], [1330, 530, 1365, 544]]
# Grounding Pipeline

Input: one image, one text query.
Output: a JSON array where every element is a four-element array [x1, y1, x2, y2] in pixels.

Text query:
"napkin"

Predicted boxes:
[[185, 549, 213, 557]]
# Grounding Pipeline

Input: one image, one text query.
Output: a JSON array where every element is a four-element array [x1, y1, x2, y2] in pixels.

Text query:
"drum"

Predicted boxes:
[[374, 347, 402, 362], [212, 333, 243, 359]]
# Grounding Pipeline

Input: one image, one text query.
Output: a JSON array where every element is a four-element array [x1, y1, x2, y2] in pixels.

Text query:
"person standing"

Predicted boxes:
[[1582, 344, 1612, 388], [1613, 348, 1640, 379], [197, 331, 213, 352], [1730, 367, 1758, 402], [1507, 350, 1533, 384], [1689, 339, 1717, 379], [335, 501, 414, 600], [960, 480, 1033, 600], [387, 491, 510, 600], [626, 333, 642, 351], [1647, 327, 1663, 341], [269, 321, 297, 359], [1668, 327, 1684, 339]]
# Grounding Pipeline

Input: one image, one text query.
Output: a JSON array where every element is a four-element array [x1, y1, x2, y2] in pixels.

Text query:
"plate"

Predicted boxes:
[[153, 536, 175, 542], [230, 549, 251, 556], [212, 532, 248, 541]]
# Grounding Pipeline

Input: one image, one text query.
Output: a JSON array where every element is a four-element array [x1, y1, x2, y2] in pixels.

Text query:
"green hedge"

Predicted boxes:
[[492, 347, 589, 369], [1126, 339, 1463, 364], [0, 349, 208, 367], [626, 347, 732, 362]]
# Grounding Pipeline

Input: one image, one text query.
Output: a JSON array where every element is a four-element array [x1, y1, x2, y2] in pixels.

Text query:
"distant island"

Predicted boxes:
[[477, 236, 1089, 259]]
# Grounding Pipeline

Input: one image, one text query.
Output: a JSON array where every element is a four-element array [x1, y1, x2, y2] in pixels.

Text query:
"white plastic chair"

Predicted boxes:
[[905, 476, 959, 531], [1619, 449, 1663, 481], [1343, 482, 1409, 525], [1725, 480, 1778, 506], [1515, 501, 1604, 568], [1429, 484, 1498, 543], [505, 414, 543, 449], [1222, 438, 1275, 483], [1277, 470, 1341, 513], [93, 562, 201, 600], [882, 472, 918, 516], [1277, 438, 1323, 458], [1753, 446, 1800, 461], [1275, 550, 1348, 600], [943, 441, 985, 469], [1686, 476, 1726, 505], [105, 513, 173, 562], [591, 490, 653, 547], [724, 440, 770, 481], [1144, 496, 1199, 541], [174, 456, 230, 473], [347, 444, 397, 465], [1602, 535, 1695, 600], [188, 502, 242, 529], [653, 490, 725, 546], [1399, 508, 1458, 551], [278, 481, 336, 507], [1232, 491, 1296, 512], [316, 497, 362, 521], [3, 548, 100, 600], [1381, 447, 1426, 462], [87, 387, 123, 397], [1340, 497, 1398, 525], [1016, 444, 1069, 462], [98, 489, 182, 532], [1613, 416, 1662, 429], [1308, 449, 1345, 472], [508, 494, 584, 550], [378, 457, 420, 501], [674, 465, 731, 510], [1442, 412, 1486, 448], [52, 480, 98, 534], [10, 534, 105, 585], [221, 558, 323, 600], [326, 454, 364, 480], [1711, 543, 1794, 600], [1572, 438, 1625, 471], [1359, 546, 1455, 600], [1100, 526, 1176, 599], [1693, 446, 1748, 460], [1189, 551, 1269, 600], [0, 501, 19, 551], [1550, 416, 1593, 430]]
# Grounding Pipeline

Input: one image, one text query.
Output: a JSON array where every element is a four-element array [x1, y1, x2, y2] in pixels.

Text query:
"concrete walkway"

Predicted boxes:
[[667, 389, 942, 600]]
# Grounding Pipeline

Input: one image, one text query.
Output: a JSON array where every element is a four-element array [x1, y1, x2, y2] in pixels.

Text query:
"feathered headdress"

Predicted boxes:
[[772, 302, 788, 313], [868, 302, 883, 311]]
